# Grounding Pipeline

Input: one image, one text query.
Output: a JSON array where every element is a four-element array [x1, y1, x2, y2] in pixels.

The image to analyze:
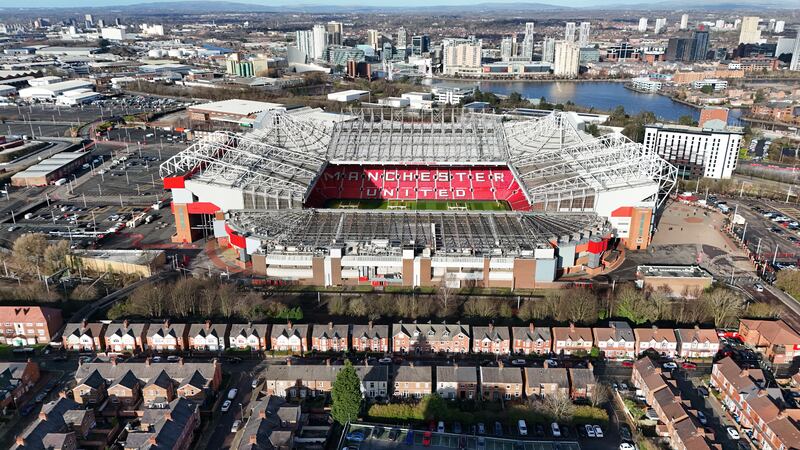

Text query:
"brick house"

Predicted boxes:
[[633, 326, 678, 358], [0, 361, 40, 409], [472, 324, 511, 355], [228, 323, 270, 351], [187, 321, 230, 351], [270, 322, 309, 353], [146, 320, 188, 352], [711, 357, 800, 450], [675, 326, 720, 359], [11, 397, 96, 450], [552, 323, 594, 355], [142, 370, 176, 405], [72, 370, 108, 405], [512, 324, 551, 355], [631, 357, 668, 405], [568, 367, 596, 400], [524, 365, 569, 398], [392, 321, 470, 354], [0, 306, 63, 347], [62, 321, 106, 352], [311, 323, 349, 352], [738, 319, 800, 365], [106, 371, 141, 408], [104, 321, 148, 354], [593, 321, 635, 359], [124, 397, 200, 450], [393, 365, 433, 398], [263, 362, 388, 399], [436, 365, 478, 400], [480, 365, 523, 400], [351, 322, 389, 353]]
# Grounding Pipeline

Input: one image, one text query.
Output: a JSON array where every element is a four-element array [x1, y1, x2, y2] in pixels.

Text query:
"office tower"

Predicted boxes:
[[714, 20, 725, 30], [638, 18, 648, 32], [666, 37, 691, 61], [554, 40, 580, 77], [501, 36, 513, 61], [791, 31, 800, 71], [739, 16, 761, 44], [654, 18, 667, 34], [84, 14, 93, 26], [326, 21, 343, 45], [411, 35, 429, 55], [774, 21, 785, 34], [680, 14, 688, 30], [578, 22, 590, 47], [367, 29, 380, 50], [311, 24, 327, 60], [768, 19, 775, 32], [295, 29, 314, 59], [96, 19, 105, 28], [115, 17, 122, 26], [522, 22, 535, 61], [396, 27, 407, 49], [691, 30, 709, 61], [734, 18, 742, 29], [443, 41, 482, 75], [564, 22, 576, 42], [542, 37, 556, 63]]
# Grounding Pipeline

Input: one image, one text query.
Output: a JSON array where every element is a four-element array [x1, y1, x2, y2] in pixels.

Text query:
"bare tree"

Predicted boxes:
[[536, 392, 576, 422], [590, 379, 611, 407], [702, 288, 745, 328]]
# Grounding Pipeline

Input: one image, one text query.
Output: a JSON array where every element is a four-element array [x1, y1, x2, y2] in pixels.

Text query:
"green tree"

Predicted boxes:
[[700, 85, 714, 95], [678, 115, 697, 126], [614, 285, 657, 324], [331, 360, 362, 425]]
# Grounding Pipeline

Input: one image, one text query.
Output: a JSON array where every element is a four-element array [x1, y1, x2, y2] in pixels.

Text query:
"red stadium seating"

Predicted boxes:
[[306, 165, 531, 210]]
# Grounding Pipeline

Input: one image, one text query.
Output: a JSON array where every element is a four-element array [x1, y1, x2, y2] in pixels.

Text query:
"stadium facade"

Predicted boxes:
[[161, 110, 677, 289]]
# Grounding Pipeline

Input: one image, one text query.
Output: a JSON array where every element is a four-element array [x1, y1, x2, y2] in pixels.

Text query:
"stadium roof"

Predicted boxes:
[[227, 209, 608, 256]]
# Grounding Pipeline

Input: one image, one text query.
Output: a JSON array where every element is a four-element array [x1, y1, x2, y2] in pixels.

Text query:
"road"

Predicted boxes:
[[203, 361, 260, 450]]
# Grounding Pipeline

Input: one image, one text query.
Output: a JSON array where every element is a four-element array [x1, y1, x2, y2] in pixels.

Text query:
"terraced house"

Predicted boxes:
[[351, 322, 389, 353], [0, 361, 40, 409], [472, 324, 511, 355], [146, 320, 188, 351], [392, 321, 470, 354], [263, 363, 388, 399], [104, 321, 148, 353], [593, 321, 635, 359], [552, 323, 594, 355], [311, 323, 349, 352], [237, 395, 302, 450], [436, 365, 478, 400], [524, 365, 569, 398], [11, 397, 96, 450], [187, 321, 229, 351], [738, 319, 800, 365], [512, 324, 551, 355], [711, 357, 800, 450], [393, 365, 433, 398], [122, 397, 200, 450], [228, 323, 270, 351], [62, 321, 106, 352], [675, 326, 719, 358], [270, 322, 309, 353], [633, 326, 677, 358], [480, 365, 523, 400]]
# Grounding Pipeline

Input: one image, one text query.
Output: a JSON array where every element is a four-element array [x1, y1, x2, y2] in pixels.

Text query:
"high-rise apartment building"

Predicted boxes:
[[295, 30, 314, 59], [312, 24, 327, 60], [501, 36, 513, 61], [367, 29, 380, 51], [578, 22, 591, 47], [790, 30, 800, 71], [654, 18, 667, 34], [738, 16, 761, 44], [774, 21, 785, 34], [522, 22, 535, 61], [443, 41, 482, 76], [553, 40, 580, 77], [542, 38, 556, 63], [564, 22, 576, 42], [638, 18, 648, 32], [326, 21, 343, 45], [680, 14, 689, 30], [396, 27, 407, 49], [643, 123, 742, 179]]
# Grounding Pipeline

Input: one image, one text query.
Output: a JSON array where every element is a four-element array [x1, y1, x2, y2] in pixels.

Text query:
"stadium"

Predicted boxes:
[[160, 110, 677, 289]]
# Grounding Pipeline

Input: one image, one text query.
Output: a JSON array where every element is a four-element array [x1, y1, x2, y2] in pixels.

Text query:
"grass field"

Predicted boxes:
[[324, 199, 511, 211]]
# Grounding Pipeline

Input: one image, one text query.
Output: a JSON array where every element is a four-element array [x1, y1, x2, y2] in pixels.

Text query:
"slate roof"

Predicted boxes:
[[312, 323, 349, 340], [270, 323, 308, 340], [393, 322, 470, 341], [351, 323, 389, 340], [511, 325, 551, 342], [11, 397, 83, 450], [237, 395, 301, 450], [395, 365, 432, 383], [472, 325, 510, 342], [124, 397, 198, 450], [524, 367, 569, 389], [436, 366, 478, 384], [479, 366, 522, 384]]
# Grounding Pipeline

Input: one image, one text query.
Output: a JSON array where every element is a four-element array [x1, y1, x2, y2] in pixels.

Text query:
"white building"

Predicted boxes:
[[522, 22, 535, 61], [692, 78, 728, 91], [295, 30, 314, 59], [401, 92, 433, 109], [327, 89, 369, 102], [19, 79, 94, 101], [28, 76, 62, 87], [141, 24, 165, 36], [578, 22, 591, 47], [367, 29, 380, 51], [739, 16, 761, 44], [790, 32, 800, 71], [542, 38, 556, 63], [638, 18, 648, 32], [312, 24, 327, 60], [431, 84, 475, 105], [774, 20, 784, 34], [443, 41, 482, 76], [55, 89, 102, 106], [643, 123, 742, 179], [101, 26, 128, 41], [654, 18, 667, 34], [680, 14, 689, 30], [565, 22, 576, 42], [553, 41, 580, 78], [631, 77, 662, 92]]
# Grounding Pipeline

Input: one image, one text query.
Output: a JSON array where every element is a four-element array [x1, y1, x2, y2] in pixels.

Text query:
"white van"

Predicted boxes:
[[518, 419, 528, 436], [551, 422, 561, 437]]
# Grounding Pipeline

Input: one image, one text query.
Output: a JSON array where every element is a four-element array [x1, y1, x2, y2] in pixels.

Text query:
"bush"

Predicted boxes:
[[572, 405, 609, 424]]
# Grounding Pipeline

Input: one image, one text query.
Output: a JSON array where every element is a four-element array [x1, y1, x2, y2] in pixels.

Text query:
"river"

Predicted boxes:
[[426, 79, 744, 125]]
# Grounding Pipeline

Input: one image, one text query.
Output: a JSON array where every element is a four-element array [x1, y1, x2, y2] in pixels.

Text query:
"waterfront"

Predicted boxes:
[[427, 79, 743, 125]]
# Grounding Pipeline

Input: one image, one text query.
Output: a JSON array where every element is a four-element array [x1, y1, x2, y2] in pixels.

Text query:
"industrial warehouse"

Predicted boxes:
[[160, 110, 678, 288]]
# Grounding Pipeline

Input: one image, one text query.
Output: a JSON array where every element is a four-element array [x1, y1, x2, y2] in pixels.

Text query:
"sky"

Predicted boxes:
[[4, 0, 651, 8]]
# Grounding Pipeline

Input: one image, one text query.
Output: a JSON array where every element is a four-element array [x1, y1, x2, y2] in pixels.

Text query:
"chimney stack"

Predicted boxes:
[[111, 357, 117, 366], [123, 319, 129, 328], [15, 437, 24, 446], [148, 436, 157, 445], [164, 319, 170, 328], [81, 319, 88, 328], [205, 320, 211, 330], [259, 410, 267, 419], [286, 358, 292, 366], [368, 320, 373, 330], [179, 357, 184, 366], [325, 358, 330, 366], [569, 323, 576, 332], [145, 357, 151, 366], [529, 323, 534, 333], [287, 320, 293, 330], [59, 390, 67, 399], [249, 435, 258, 444], [498, 361, 504, 369], [39, 410, 47, 420]]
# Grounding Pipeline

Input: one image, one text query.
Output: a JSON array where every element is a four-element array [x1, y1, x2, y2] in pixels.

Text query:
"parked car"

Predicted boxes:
[[231, 419, 241, 432], [378, 357, 393, 365], [551, 422, 561, 437], [620, 382, 629, 391], [151, 356, 162, 362], [754, 283, 765, 293], [438, 421, 445, 433], [166, 355, 180, 362], [221, 400, 231, 412], [619, 424, 632, 441], [252, 379, 260, 389], [477, 423, 486, 435], [662, 362, 678, 370], [681, 362, 698, 370], [620, 443, 635, 450], [389, 428, 400, 441], [697, 411, 707, 425], [726, 427, 740, 440], [511, 359, 527, 366], [227, 388, 238, 400], [518, 420, 528, 436], [585, 424, 596, 438], [346, 430, 366, 442], [593, 425, 603, 438], [545, 359, 558, 367], [621, 360, 635, 367], [422, 431, 432, 447], [697, 386, 709, 397]]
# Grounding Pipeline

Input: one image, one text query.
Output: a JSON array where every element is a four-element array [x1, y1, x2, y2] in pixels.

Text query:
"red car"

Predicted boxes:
[[621, 360, 635, 367], [682, 362, 697, 370], [423, 431, 432, 447]]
